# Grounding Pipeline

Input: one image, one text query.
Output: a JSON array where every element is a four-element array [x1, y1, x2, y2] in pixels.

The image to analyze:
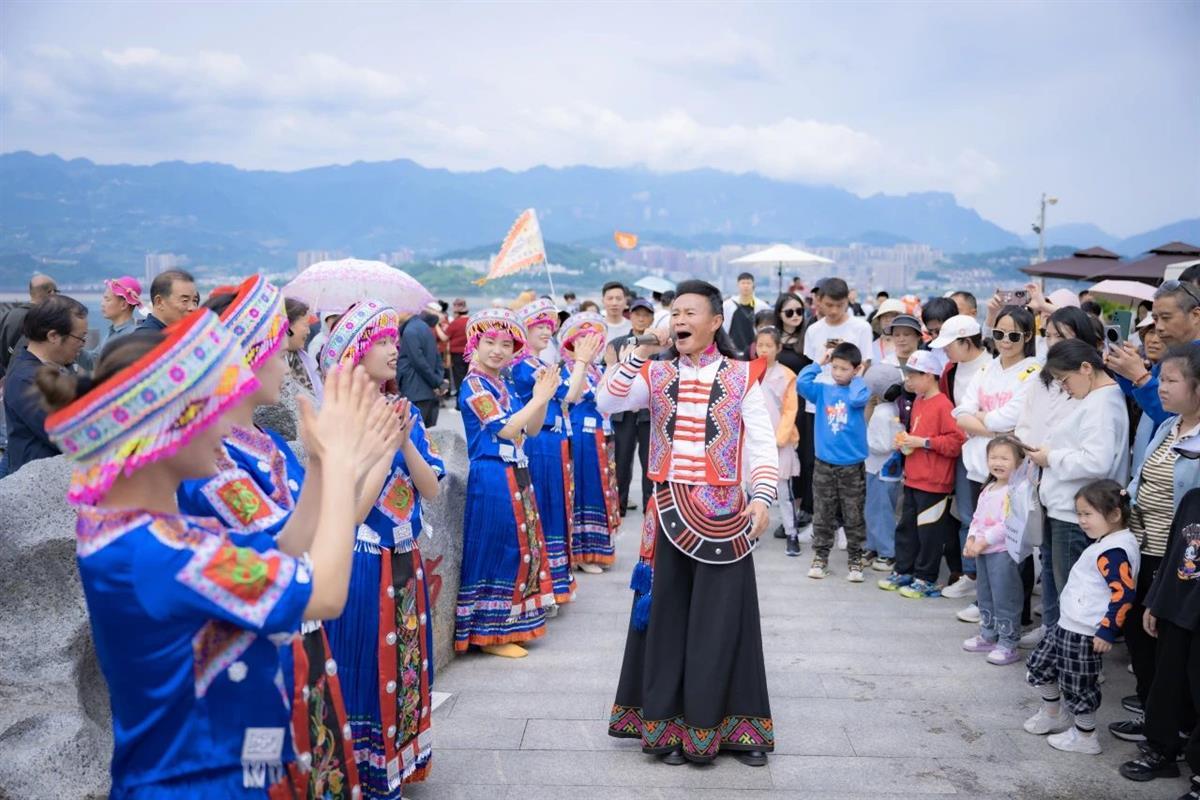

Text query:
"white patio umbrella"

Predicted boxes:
[[730, 244, 834, 293], [1165, 259, 1200, 282], [633, 275, 674, 295], [1088, 279, 1157, 305], [283, 258, 434, 314]]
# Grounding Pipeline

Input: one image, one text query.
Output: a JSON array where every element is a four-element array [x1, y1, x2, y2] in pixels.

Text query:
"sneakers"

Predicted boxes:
[[1108, 715, 1146, 742], [1121, 694, 1143, 714], [1047, 726, 1101, 754], [962, 635, 996, 653], [773, 524, 787, 539], [871, 556, 895, 572], [847, 560, 865, 583], [941, 574, 977, 599], [1019, 625, 1045, 649], [786, 535, 802, 558], [986, 646, 1021, 666], [1180, 776, 1200, 800], [862, 550, 877, 569], [807, 558, 830, 579], [878, 572, 914, 591], [1120, 747, 1182, 781], [898, 578, 941, 599], [1024, 705, 1072, 735], [956, 603, 981, 623], [795, 509, 813, 528]]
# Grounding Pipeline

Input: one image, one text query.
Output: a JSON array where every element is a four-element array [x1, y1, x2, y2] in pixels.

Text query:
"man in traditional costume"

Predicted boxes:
[[599, 279, 779, 766]]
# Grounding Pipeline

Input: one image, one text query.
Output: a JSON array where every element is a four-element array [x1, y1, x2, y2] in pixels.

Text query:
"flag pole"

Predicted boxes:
[[543, 255, 557, 299]]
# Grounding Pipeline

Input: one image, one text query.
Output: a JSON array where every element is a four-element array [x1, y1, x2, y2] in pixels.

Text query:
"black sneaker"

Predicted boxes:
[[795, 509, 813, 528], [1121, 694, 1143, 714], [786, 535, 801, 557], [1108, 715, 1146, 742], [773, 525, 787, 539], [1120, 747, 1181, 782], [1179, 776, 1200, 800]]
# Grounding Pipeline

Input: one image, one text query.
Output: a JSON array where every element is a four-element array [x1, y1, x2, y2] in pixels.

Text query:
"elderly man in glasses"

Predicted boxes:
[[1106, 267, 1200, 428]]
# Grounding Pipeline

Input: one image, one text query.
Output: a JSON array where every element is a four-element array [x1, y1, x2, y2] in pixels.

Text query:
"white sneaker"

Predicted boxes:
[[808, 560, 830, 579], [836, 528, 847, 550], [956, 603, 981, 623], [847, 567, 864, 583], [1024, 705, 1073, 735], [1047, 726, 1101, 754], [941, 575, 977, 599], [1019, 625, 1045, 649]]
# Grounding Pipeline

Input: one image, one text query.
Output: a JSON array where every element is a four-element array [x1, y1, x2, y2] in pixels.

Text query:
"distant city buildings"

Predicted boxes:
[[144, 253, 186, 287], [295, 250, 346, 273], [379, 249, 415, 266]]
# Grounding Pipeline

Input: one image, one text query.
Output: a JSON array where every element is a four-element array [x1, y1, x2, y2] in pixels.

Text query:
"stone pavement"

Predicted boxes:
[[407, 503, 1187, 800]]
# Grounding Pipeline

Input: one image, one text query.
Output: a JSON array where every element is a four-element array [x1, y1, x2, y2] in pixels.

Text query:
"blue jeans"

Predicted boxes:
[[865, 472, 900, 559], [954, 461, 979, 577], [976, 550, 1024, 649], [1042, 517, 1091, 628]]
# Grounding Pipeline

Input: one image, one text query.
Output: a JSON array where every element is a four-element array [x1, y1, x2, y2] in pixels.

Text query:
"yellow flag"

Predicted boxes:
[[476, 209, 547, 285]]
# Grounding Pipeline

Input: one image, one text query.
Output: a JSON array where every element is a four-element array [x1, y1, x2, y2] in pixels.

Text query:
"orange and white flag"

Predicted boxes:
[[614, 230, 638, 250], [476, 209, 547, 285]]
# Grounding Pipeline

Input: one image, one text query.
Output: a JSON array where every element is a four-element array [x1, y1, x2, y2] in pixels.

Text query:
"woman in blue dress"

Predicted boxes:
[[559, 311, 622, 573], [39, 308, 392, 798], [318, 301, 445, 798], [456, 308, 563, 658], [511, 298, 580, 606], [177, 275, 363, 799]]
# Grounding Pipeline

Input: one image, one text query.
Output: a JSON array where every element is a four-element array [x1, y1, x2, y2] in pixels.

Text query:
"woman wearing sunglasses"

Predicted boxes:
[[772, 292, 813, 532], [948, 306, 1041, 608]]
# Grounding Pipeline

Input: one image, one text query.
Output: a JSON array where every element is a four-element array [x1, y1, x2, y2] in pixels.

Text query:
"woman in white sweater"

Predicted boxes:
[[1027, 339, 1130, 625], [1014, 307, 1102, 634]]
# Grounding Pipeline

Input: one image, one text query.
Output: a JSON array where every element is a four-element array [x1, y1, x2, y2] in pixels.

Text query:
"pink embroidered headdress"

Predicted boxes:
[[318, 300, 401, 376], [218, 274, 288, 370], [464, 308, 527, 360]]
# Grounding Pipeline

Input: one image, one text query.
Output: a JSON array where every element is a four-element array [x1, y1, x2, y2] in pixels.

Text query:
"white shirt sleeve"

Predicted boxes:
[[1048, 392, 1124, 481], [741, 380, 780, 506], [722, 298, 735, 333], [953, 360, 988, 418], [596, 356, 650, 415], [983, 363, 1040, 432]]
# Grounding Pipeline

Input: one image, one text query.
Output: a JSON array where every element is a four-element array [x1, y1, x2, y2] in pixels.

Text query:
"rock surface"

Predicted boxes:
[[0, 425, 468, 799]]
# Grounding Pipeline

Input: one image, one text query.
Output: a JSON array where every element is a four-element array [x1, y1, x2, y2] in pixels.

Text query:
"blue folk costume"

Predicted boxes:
[[511, 299, 577, 604], [315, 301, 446, 798], [559, 312, 622, 567], [46, 309, 315, 798], [455, 309, 555, 652], [176, 276, 361, 799]]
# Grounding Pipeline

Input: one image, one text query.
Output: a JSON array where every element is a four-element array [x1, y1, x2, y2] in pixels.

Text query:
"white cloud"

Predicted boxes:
[[2, 46, 999, 200]]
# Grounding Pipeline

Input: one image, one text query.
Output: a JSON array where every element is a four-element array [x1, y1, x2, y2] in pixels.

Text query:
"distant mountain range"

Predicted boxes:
[[0, 151, 1194, 284], [1020, 219, 1200, 254]]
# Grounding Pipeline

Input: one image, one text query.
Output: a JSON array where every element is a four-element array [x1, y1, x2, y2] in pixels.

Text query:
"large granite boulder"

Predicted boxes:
[[0, 456, 110, 800], [0, 427, 468, 799]]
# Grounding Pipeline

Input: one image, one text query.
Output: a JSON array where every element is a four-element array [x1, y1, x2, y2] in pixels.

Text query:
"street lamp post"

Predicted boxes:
[[1031, 193, 1059, 264]]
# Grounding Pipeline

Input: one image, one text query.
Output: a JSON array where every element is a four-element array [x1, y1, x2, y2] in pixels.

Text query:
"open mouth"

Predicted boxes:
[[674, 331, 693, 341]]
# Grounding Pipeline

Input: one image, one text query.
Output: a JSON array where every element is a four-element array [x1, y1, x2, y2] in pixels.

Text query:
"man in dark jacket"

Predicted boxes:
[[0, 274, 57, 378], [2, 295, 88, 476], [137, 269, 198, 331], [396, 309, 445, 426]]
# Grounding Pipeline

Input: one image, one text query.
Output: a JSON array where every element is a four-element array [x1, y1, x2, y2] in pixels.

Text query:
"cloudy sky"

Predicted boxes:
[[2, 1, 1197, 236]]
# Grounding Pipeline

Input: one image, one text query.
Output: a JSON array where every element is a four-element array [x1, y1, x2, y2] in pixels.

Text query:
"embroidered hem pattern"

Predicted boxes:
[[607, 705, 775, 760], [289, 628, 361, 799]]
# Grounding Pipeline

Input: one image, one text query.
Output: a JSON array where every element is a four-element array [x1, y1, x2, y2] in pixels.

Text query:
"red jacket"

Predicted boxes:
[[446, 315, 469, 355], [904, 391, 965, 494]]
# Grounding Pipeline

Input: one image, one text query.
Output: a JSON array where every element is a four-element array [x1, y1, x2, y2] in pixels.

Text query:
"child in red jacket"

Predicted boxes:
[[878, 350, 967, 598]]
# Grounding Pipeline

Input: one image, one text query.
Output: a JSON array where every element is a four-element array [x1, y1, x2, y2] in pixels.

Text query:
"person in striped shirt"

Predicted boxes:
[[597, 279, 780, 769]]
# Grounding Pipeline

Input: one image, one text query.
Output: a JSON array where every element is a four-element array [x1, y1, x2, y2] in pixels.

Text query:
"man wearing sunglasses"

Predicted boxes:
[[1107, 273, 1200, 429]]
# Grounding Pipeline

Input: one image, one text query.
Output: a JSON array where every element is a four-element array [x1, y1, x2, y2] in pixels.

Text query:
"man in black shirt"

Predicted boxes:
[[606, 298, 657, 514], [137, 269, 198, 331]]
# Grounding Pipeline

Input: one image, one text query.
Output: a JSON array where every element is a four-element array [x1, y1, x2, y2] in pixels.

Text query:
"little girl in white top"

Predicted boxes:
[[961, 436, 1026, 665], [1022, 479, 1140, 755]]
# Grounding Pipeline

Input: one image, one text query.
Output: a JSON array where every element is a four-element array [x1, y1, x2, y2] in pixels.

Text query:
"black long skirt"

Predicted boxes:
[[608, 528, 774, 762]]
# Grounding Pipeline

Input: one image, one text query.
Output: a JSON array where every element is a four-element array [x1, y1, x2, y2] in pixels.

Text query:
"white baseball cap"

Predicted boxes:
[[901, 350, 943, 375], [929, 314, 982, 349], [1137, 313, 1156, 329]]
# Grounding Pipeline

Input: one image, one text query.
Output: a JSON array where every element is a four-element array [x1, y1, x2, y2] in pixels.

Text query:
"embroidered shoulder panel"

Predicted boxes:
[[175, 534, 297, 628], [646, 360, 679, 478], [200, 468, 289, 533]]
